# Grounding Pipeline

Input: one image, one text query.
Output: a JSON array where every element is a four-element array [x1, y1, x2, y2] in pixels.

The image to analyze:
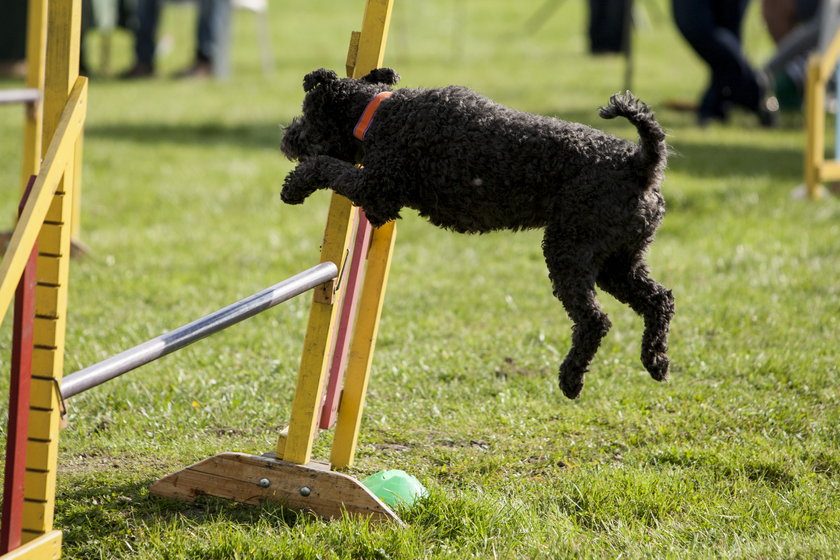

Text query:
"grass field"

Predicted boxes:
[[1, 0, 839, 558]]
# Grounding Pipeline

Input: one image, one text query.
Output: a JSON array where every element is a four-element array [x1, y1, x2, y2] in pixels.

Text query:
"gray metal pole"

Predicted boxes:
[[60, 262, 338, 398]]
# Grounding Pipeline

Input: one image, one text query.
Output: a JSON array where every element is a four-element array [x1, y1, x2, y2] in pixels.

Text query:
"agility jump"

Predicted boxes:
[[803, 0, 840, 198], [0, 0, 400, 558]]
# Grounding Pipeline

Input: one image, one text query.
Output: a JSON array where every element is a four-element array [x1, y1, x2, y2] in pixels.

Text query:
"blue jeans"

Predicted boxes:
[[672, 0, 760, 119], [134, 0, 230, 70]]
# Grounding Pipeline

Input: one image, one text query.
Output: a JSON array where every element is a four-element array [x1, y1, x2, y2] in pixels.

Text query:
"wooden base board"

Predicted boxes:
[[0, 530, 61, 559], [150, 452, 402, 523]]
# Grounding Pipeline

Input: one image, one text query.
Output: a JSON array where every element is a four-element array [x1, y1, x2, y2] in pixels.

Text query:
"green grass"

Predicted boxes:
[[1, 0, 839, 558]]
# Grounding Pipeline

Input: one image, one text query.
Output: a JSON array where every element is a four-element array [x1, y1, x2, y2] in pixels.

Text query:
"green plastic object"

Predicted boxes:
[[361, 470, 427, 509]]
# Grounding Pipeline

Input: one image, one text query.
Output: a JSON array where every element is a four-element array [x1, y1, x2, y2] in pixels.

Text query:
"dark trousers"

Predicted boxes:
[[672, 0, 760, 119], [0, 0, 27, 61], [588, 0, 630, 54]]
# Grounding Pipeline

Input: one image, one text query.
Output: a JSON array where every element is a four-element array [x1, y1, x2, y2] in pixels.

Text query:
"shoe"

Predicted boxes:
[[757, 95, 780, 128], [173, 60, 212, 79], [0, 60, 27, 78], [119, 62, 155, 79]]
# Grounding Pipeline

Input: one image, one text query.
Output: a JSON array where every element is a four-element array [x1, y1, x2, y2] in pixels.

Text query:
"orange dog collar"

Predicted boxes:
[[353, 91, 393, 141]]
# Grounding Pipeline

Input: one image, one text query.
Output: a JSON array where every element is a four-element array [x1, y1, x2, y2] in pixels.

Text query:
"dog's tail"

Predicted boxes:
[[599, 91, 666, 182]]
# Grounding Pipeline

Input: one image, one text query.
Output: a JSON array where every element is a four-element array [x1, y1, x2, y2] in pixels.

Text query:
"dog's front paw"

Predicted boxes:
[[281, 168, 317, 205]]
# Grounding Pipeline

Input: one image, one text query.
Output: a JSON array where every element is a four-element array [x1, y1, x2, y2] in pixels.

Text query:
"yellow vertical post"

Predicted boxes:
[[803, 55, 825, 199], [279, 197, 355, 464], [279, 0, 395, 466], [330, 221, 396, 468], [21, 0, 83, 543], [327, 0, 396, 468], [20, 0, 48, 186]]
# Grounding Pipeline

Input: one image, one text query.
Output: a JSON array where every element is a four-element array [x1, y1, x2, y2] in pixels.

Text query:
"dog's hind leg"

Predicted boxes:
[[543, 228, 612, 399], [596, 254, 674, 382]]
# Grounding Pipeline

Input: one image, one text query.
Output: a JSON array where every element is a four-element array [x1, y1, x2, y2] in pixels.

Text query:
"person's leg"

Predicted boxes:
[[712, 0, 763, 114], [135, 0, 161, 67], [673, 0, 728, 120], [673, 0, 766, 121], [195, 0, 231, 76]]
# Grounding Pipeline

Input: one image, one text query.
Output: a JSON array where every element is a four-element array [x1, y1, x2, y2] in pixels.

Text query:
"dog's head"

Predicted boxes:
[[281, 68, 400, 163]]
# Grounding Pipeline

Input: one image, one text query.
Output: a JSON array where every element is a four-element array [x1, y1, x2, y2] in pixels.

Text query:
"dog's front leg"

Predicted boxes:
[[281, 156, 346, 204], [282, 155, 403, 227]]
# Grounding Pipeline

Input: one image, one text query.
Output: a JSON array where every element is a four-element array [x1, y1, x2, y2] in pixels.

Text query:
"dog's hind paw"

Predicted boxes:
[[643, 353, 670, 382], [559, 371, 585, 400]]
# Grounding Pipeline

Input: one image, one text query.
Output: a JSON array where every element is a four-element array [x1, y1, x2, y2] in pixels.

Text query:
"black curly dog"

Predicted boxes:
[[281, 68, 674, 399]]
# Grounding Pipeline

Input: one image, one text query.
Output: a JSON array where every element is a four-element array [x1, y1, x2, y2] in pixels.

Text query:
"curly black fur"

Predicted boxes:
[[281, 68, 675, 399]]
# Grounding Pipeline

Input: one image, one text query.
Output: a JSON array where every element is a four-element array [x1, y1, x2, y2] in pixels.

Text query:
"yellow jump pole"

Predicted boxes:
[[329, 0, 397, 469], [279, 0, 395, 467], [151, 0, 401, 522], [20, 0, 47, 188], [20, 0, 84, 545], [330, 221, 396, 468]]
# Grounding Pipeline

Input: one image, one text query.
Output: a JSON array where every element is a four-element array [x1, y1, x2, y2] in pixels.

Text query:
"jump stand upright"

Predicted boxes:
[[150, 0, 399, 522], [0, 0, 87, 556], [803, 0, 840, 198], [0, 0, 401, 558]]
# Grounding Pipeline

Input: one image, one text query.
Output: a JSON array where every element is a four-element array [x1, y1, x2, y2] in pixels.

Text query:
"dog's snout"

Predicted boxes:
[[281, 118, 305, 160]]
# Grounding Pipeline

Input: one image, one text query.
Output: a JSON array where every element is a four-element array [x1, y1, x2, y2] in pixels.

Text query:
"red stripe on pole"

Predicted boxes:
[[319, 211, 373, 429], [1, 176, 39, 554]]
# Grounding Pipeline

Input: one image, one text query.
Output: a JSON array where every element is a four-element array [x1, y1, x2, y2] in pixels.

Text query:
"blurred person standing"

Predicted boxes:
[[121, 0, 230, 79], [672, 0, 778, 126]]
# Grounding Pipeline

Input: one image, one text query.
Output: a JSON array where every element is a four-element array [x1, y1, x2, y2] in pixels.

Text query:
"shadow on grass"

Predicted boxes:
[[85, 121, 285, 151], [57, 478, 305, 551], [666, 140, 802, 182], [529, 107, 804, 183]]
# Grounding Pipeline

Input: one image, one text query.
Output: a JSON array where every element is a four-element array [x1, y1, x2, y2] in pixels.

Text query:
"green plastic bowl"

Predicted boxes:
[[361, 469, 427, 509]]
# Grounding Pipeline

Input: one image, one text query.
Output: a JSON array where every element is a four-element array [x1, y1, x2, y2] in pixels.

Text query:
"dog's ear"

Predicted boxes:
[[303, 68, 338, 92], [360, 68, 400, 86]]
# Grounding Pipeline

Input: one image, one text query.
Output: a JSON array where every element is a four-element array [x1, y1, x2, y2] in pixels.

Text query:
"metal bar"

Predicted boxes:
[[60, 262, 338, 399], [0, 89, 40, 105]]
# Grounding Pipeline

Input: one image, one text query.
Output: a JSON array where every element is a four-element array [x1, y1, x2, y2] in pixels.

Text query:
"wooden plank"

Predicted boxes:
[[803, 55, 826, 199], [319, 213, 372, 429], [30, 348, 61, 379], [151, 452, 401, 523], [42, 0, 82, 144], [25, 410, 57, 444], [27, 378, 58, 412], [351, 0, 394, 77], [20, 0, 48, 186], [31, 317, 57, 349], [818, 160, 840, 181], [280, 194, 355, 464], [0, 530, 61, 560], [1, 206, 38, 554], [33, 286, 62, 319], [23, 441, 55, 475], [71, 132, 84, 238], [34, 256, 61, 286], [331, 221, 396, 468], [44, 193, 66, 225], [21, 472, 51, 504], [20, 501, 53, 545], [35, 224, 62, 258], [0, 77, 87, 328]]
